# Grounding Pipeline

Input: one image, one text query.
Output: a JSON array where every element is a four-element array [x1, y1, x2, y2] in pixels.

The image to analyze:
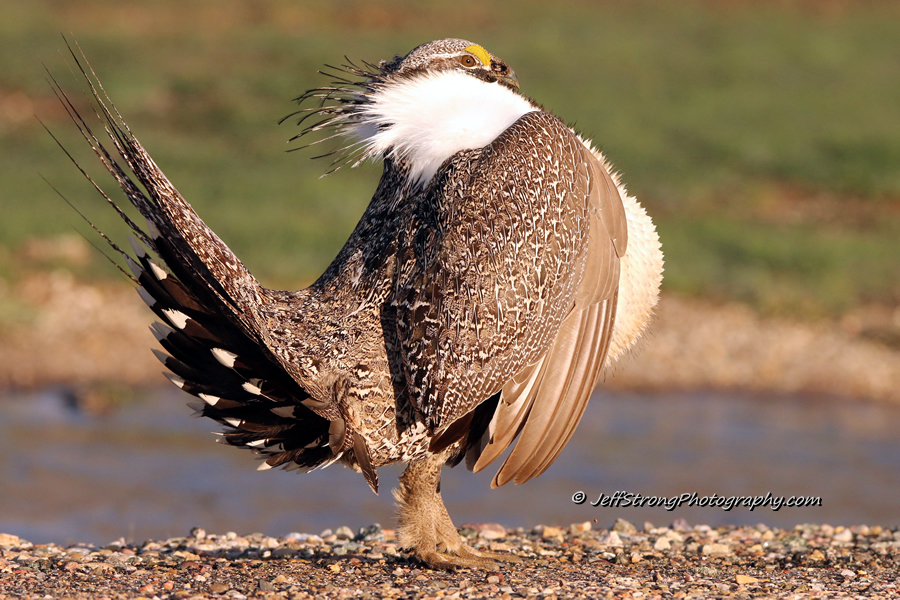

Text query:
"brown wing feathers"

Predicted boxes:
[[456, 119, 627, 487]]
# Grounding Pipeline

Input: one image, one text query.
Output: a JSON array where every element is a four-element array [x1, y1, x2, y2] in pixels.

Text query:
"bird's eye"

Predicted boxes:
[[459, 55, 477, 68]]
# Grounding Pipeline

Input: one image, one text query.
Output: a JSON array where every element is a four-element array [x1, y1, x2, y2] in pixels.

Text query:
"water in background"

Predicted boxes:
[[1, 386, 898, 546]]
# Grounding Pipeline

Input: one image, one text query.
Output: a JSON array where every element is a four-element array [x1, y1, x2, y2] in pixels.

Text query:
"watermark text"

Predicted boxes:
[[571, 491, 821, 512]]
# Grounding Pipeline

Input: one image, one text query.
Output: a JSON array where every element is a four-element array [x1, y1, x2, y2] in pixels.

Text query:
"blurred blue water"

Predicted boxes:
[[1, 387, 898, 546]]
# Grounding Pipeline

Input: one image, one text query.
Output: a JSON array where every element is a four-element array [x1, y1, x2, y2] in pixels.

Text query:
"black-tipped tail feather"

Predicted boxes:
[[48, 40, 368, 484]]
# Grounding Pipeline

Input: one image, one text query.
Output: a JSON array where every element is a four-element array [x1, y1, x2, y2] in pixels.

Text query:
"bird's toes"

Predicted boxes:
[[414, 549, 498, 571], [472, 549, 523, 563], [411, 543, 520, 570]]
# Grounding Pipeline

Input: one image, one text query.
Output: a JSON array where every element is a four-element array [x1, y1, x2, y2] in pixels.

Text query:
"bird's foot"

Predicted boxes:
[[395, 452, 523, 570], [410, 543, 521, 570]]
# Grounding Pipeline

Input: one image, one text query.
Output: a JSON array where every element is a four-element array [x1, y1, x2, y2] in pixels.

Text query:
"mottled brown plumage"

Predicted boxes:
[[52, 38, 662, 569]]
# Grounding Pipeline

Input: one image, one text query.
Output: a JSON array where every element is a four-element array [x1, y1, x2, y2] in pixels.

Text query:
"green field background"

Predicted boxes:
[[1, 0, 898, 317]]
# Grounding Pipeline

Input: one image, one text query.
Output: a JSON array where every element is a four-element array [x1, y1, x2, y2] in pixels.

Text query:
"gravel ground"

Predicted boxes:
[[2, 521, 898, 599]]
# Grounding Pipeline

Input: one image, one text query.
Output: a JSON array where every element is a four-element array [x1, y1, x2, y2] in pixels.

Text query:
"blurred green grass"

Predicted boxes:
[[1, 0, 898, 316]]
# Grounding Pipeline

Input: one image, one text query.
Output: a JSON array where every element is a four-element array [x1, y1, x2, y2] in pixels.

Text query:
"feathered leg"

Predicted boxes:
[[393, 449, 520, 569]]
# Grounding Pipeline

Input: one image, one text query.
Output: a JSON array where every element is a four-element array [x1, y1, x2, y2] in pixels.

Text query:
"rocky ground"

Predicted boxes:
[[2, 520, 898, 599], [1, 269, 898, 403]]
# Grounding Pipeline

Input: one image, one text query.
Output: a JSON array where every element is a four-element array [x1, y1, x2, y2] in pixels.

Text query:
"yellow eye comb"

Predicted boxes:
[[464, 44, 491, 66]]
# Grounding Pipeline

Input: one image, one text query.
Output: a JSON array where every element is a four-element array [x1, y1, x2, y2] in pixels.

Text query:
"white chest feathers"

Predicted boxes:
[[349, 70, 537, 184]]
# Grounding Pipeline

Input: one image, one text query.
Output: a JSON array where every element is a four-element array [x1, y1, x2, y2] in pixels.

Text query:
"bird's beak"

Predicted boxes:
[[491, 60, 520, 90], [501, 68, 520, 90]]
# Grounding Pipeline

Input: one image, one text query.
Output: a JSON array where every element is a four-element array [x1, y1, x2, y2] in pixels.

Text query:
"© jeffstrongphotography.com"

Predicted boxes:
[[572, 490, 823, 512]]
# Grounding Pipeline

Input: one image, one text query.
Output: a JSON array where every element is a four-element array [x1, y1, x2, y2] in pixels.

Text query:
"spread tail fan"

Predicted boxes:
[[44, 40, 367, 485]]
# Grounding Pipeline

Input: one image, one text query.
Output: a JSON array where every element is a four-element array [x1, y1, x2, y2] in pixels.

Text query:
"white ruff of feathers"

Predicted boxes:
[[348, 70, 538, 184]]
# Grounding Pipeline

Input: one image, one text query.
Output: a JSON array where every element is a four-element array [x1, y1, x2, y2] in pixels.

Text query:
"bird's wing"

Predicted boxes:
[[473, 141, 627, 487], [394, 110, 626, 486]]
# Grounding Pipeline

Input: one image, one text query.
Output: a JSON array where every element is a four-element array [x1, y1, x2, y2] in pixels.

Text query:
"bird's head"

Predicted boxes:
[[285, 39, 534, 181], [381, 38, 519, 92]]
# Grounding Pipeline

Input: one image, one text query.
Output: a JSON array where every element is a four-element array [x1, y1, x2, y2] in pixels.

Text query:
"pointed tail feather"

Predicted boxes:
[[48, 40, 342, 477], [56, 40, 261, 334]]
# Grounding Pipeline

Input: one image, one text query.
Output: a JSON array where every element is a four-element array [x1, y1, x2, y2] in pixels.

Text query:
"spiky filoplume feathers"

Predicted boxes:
[[53, 38, 662, 569]]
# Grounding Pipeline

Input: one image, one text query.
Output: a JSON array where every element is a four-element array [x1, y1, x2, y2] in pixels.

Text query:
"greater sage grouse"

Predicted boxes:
[[54, 39, 663, 569]]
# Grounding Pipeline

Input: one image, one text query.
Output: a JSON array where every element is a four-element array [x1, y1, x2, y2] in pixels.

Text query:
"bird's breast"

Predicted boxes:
[[349, 70, 538, 184]]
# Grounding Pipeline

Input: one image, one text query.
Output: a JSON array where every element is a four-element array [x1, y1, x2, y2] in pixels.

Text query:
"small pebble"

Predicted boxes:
[[470, 523, 506, 540], [612, 518, 637, 534], [833, 529, 854, 543], [701, 543, 731, 556], [358, 523, 384, 542], [570, 521, 591, 533], [540, 526, 564, 540], [598, 531, 623, 547]]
